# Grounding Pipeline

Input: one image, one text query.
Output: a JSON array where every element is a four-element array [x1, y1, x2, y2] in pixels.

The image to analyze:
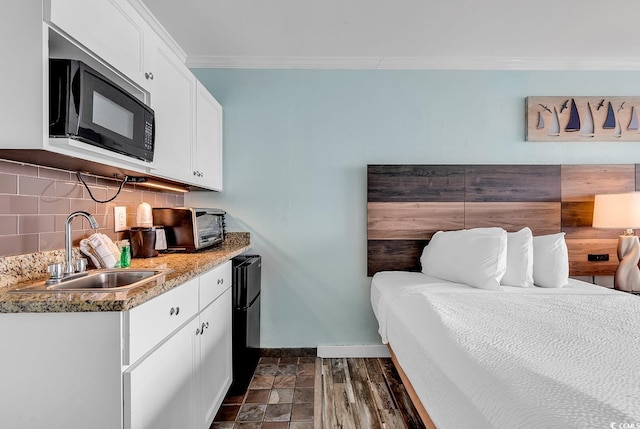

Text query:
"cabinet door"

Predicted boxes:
[[0, 2, 45, 149], [147, 34, 196, 184], [195, 81, 223, 190], [198, 288, 232, 428], [46, 0, 147, 85], [124, 317, 198, 429]]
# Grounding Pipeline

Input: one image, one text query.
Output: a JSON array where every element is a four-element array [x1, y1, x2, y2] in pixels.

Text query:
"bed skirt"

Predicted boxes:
[[388, 345, 437, 429]]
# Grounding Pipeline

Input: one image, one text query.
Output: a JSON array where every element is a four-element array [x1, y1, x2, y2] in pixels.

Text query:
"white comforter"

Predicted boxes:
[[371, 272, 640, 429]]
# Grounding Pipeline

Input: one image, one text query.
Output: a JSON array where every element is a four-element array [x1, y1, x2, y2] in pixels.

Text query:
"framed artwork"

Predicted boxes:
[[526, 96, 640, 141]]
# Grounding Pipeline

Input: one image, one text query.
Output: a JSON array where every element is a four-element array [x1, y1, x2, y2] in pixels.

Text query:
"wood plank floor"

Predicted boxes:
[[212, 356, 425, 429], [321, 358, 425, 429]]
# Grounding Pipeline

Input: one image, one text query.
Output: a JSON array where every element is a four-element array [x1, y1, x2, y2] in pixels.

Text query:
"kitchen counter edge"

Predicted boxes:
[[0, 237, 251, 313]]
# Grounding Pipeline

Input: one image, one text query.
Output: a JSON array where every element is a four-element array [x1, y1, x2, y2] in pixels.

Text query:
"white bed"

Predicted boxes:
[[371, 271, 640, 429]]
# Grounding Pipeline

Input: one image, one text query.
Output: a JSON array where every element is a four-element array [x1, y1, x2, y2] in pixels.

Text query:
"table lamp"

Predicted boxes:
[[592, 192, 640, 292]]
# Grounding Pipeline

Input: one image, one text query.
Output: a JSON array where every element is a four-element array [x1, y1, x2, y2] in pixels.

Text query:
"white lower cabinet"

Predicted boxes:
[[124, 262, 232, 429], [0, 261, 232, 429], [0, 311, 124, 429], [199, 288, 233, 427], [124, 317, 199, 429]]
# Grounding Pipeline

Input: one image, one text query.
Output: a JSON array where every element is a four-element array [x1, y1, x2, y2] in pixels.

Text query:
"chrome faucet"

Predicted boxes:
[[64, 210, 99, 275]]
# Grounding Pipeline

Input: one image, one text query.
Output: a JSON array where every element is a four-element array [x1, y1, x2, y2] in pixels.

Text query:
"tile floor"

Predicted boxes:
[[211, 356, 317, 429]]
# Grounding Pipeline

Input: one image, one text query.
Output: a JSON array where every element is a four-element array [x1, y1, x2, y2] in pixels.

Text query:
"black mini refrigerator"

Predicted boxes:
[[230, 255, 261, 394]]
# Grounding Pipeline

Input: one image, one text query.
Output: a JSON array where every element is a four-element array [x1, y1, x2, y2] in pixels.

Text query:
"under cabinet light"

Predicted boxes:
[[134, 179, 189, 193]]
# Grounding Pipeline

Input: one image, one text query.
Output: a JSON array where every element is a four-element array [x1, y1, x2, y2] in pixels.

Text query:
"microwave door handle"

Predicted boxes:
[[151, 115, 156, 150], [50, 76, 63, 128]]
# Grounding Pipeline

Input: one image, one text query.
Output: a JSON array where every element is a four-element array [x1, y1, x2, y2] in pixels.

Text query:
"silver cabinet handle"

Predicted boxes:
[[196, 322, 210, 336], [169, 306, 180, 316], [145, 72, 154, 80], [217, 278, 224, 285]]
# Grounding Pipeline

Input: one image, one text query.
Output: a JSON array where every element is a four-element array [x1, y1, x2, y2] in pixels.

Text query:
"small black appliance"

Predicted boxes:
[[229, 255, 261, 394], [49, 59, 155, 162]]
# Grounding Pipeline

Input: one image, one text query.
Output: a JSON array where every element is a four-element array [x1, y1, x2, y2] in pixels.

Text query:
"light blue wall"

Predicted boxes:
[[187, 69, 640, 347]]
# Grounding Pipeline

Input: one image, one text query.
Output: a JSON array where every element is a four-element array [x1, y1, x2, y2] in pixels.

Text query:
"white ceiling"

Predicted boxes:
[[139, 0, 640, 70]]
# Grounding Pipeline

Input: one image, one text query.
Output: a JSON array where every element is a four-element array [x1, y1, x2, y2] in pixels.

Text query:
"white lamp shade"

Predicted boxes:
[[592, 192, 640, 229]]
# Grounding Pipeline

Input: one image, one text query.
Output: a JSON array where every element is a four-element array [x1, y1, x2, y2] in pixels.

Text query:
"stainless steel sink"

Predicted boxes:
[[10, 268, 172, 293]]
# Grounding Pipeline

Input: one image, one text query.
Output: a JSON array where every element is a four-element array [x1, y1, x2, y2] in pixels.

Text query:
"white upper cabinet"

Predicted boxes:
[[2, 0, 223, 191], [144, 31, 196, 184], [0, 2, 46, 149], [151, 71, 224, 190], [195, 81, 223, 191], [45, 0, 149, 89]]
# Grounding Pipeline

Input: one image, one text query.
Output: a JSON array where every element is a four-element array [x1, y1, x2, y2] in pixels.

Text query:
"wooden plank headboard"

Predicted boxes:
[[367, 164, 638, 277]]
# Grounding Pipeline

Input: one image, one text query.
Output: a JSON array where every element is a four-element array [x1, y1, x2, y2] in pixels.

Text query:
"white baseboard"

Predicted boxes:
[[316, 344, 390, 358]]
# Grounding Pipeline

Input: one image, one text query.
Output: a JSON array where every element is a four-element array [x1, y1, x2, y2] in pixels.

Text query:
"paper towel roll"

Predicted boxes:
[[136, 202, 153, 227]]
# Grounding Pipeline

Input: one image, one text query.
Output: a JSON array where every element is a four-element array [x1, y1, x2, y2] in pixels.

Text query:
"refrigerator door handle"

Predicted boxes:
[[238, 293, 260, 311]]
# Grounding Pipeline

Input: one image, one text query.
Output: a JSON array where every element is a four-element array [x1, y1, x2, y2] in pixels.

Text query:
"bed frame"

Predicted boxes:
[[368, 164, 639, 428]]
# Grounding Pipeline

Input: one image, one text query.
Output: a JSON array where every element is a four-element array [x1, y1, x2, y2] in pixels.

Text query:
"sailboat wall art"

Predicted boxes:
[[525, 96, 640, 142]]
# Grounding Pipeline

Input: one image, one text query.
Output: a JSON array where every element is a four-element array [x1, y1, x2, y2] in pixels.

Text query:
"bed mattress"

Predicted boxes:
[[371, 271, 640, 429]]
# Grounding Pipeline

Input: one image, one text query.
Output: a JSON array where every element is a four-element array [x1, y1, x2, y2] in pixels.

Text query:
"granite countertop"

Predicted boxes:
[[0, 233, 250, 313]]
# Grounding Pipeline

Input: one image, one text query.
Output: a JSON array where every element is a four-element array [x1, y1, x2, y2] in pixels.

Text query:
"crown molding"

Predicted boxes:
[[186, 55, 640, 71], [186, 56, 383, 69]]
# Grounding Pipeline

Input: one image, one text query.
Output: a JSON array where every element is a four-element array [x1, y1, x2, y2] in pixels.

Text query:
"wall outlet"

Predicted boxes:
[[114, 206, 127, 232], [588, 254, 610, 262]]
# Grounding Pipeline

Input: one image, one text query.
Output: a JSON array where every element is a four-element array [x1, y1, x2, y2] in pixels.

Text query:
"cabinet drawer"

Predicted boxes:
[[199, 261, 232, 310], [124, 278, 199, 364]]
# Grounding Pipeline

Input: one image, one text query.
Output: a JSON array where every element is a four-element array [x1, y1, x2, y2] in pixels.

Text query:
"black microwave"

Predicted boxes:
[[49, 59, 155, 162]]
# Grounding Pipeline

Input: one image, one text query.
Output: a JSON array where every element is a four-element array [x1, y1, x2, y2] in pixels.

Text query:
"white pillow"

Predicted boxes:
[[533, 232, 569, 288], [421, 227, 507, 290], [501, 227, 534, 287]]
